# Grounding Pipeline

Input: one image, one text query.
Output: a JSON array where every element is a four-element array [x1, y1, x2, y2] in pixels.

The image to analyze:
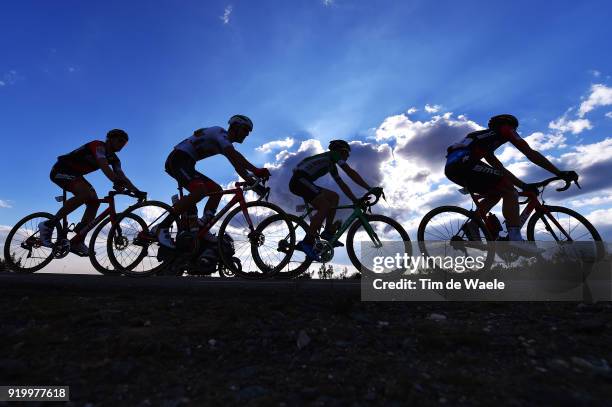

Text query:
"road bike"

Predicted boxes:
[[257, 188, 411, 278], [417, 176, 604, 268], [3, 188, 147, 274], [105, 177, 296, 279]]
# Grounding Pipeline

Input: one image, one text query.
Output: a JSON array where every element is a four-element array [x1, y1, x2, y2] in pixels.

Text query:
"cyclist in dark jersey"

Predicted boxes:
[[289, 140, 379, 261], [38, 129, 142, 256], [445, 114, 577, 241], [155, 115, 270, 248]]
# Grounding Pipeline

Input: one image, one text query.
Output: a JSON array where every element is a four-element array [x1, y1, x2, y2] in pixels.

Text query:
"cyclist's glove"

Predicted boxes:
[[370, 186, 384, 197], [135, 190, 147, 200], [252, 167, 271, 179], [113, 180, 127, 191], [559, 170, 578, 183]]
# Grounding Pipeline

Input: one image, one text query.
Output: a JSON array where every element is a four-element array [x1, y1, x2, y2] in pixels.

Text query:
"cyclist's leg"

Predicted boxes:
[[49, 165, 97, 225], [289, 175, 327, 242], [160, 151, 205, 226], [468, 162, 521, 240], [321, 190, 339, 235], [72, 180, 100, 239]]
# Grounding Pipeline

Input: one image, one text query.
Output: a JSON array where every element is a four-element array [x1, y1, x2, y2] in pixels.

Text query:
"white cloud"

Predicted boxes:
[[589, 70, 601, 78], [424, 104, 441, 114], [578, 84, 612, 118], [256, 137, 295, 154], [548, 116, 592, 134], [323, 0, 334, 6], [606, 112, 612, 119], [0, 70, 19, 87], [570, 190, 612, 207], [406, 107, 418, 115], [0, 199, 12, 208], [220, 5, 233, 24]]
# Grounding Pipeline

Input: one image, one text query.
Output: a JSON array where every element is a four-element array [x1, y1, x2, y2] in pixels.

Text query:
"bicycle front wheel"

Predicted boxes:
[[218, 201, 295, 279], [527, 205, 604, 260], [346, 214, 411, 277], [3, 212, 58, 273]]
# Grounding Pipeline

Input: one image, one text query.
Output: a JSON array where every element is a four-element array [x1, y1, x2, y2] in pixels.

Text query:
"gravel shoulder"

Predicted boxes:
[[1, 274, 611, 406]]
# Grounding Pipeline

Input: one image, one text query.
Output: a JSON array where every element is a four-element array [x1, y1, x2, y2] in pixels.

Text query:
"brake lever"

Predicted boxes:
[[556, 179, 571, 192]]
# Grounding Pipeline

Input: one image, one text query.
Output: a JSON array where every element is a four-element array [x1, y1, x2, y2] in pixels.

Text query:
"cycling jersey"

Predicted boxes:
[[293, 151, 346, 181], [174, 126, 233, 161], [56, 140, 121, 175], [447, 128, 521, 161]]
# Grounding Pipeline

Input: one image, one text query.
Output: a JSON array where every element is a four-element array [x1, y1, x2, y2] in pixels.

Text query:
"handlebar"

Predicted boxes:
[[531, 175, 581, 193], [109, 189, 147, 202], [356, 187, 385, 210], [236, 175, 270, 201]]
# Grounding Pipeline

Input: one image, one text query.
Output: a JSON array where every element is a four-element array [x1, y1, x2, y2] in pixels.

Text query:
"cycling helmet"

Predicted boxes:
[[329, 140, 351, 151], [488, 114, 519, 130], [228, 115, 253, 131], [107, 129, 129, 141]]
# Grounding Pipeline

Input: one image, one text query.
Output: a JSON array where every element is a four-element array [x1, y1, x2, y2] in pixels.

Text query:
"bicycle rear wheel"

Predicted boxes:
[[218, 201, 295, 279], [346, 214, 411, 278], [417, 206, 495, 271], [255, 213, 313, 279], [3, 212, 58, 273]]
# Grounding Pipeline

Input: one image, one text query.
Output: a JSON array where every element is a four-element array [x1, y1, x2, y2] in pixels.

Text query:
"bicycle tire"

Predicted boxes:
[[218, 201, 295, 279], [417, 206, 495, 271], [256, 213, 313, 279], [3, 212, 57, 273], [346, 213, 411, 278], [89, 216, 120, 275], [526, 205, 605, 260]]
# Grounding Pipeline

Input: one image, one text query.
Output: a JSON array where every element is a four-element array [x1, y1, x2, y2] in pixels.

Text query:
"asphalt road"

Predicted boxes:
[[0, 272, 361, 295]]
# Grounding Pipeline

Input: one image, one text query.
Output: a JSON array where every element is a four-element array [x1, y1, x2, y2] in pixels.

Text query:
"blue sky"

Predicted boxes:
[[2, 0, 612, 257]]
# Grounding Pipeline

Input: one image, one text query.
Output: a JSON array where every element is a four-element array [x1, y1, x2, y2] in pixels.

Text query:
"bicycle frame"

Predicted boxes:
[[57, 190, 120, 243], [470, 190, 573, 241], [176, 181, 257, 239], [299, 202, 382, 248]]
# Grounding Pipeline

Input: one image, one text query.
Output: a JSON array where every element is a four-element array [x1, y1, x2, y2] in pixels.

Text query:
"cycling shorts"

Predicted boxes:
[[289, 171, 324, 203]]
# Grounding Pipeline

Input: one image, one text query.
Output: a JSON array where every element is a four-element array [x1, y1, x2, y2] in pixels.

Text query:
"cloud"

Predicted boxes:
[[220, 5, 232, 24], [256, 137, 295, 154], [548, 115, 592, 134], [424, 104, 441, 114], [406, 107, 418, 115], [578, 84, 612, 118], [0, 70, 20, 87], [589, 70, 601, 78], [497, 132, 567, 164], [606, 112, 612, 119], [323, 0, 334, 6], [0, 199, 12, 208]]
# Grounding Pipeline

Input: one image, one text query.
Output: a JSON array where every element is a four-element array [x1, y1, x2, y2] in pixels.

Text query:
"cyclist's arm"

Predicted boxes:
[[333, 175, 359, 202], [340, 163, 371, 190], [483, 153, 526, 188], [112, 164, 140, 191], [503, 128, 562, 176], [223, 146, 257, 180]]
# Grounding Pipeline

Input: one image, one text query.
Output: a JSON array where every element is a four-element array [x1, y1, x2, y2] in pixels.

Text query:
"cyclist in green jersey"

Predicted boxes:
[[289, 140, 379, 261]]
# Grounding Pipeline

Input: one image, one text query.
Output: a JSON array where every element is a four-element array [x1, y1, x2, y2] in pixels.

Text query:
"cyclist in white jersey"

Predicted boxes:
[[156, 115, 270, 248], [289, 140, 379, 261]]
